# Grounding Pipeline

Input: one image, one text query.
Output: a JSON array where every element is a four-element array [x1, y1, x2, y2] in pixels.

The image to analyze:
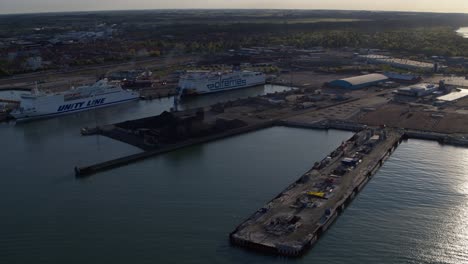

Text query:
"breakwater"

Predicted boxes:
[[75, 121, 275, 177]]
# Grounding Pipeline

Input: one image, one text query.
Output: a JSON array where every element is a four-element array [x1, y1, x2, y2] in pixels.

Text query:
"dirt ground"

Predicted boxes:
[[286, 92, 390, 124], [355, 103, 468, 134]]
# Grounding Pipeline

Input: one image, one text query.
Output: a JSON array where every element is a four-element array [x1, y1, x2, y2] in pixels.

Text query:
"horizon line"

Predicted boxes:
[[0, 8, 467, 16]]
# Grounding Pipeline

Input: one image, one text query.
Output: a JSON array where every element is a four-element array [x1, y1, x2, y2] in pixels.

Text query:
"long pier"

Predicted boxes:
[[229, 128, 404, 257], [75, 121, 275, 177]]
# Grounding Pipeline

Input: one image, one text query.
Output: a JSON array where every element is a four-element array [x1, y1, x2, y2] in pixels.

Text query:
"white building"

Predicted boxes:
[[396, 83, 439, 97]]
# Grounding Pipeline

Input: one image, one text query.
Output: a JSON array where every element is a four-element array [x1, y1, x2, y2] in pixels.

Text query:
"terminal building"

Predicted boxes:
[[396, 83, 439, 97], [328, 73, 388, 89], [384, 72, 422, 84]]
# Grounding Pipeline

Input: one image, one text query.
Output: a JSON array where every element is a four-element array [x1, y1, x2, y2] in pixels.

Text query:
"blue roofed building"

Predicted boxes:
[[328, 73, 388, 89]]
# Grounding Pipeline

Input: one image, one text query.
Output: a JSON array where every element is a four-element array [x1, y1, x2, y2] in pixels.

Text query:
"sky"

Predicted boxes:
[[0, 0, 468, 15]]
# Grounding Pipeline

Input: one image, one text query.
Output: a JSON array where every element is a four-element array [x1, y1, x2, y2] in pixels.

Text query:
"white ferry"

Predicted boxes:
[[178, 69, 266, 95], [9, 79, 139, 121]]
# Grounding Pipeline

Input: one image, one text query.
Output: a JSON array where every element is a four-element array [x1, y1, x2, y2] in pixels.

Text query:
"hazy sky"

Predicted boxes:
[[1, 0, 468, 14]]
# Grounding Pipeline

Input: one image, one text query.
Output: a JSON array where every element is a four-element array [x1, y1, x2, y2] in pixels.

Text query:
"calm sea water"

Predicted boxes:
[[307, 139, 468, 264], [1, 84, 468, 263]]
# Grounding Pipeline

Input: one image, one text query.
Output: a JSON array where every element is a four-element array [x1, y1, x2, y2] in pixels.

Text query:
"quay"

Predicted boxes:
[[229, 128, 404, 257], [75, 120, 275, 177], [74, 94, 363, 177]]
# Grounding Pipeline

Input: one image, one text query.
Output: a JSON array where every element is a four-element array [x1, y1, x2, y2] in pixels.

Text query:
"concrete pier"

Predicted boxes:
[[230, 128, 403, 257], [276, 119, 368, 132], [75, 121, 275, 177]]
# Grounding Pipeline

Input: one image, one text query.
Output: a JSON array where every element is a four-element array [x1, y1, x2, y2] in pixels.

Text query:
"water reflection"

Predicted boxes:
[[456, 27, 468, 38], [161, 144, 206, 166]]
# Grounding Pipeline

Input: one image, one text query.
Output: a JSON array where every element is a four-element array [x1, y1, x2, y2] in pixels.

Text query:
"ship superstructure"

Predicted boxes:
[[178, 69, 266, 95], [9, 79, 139, 120]]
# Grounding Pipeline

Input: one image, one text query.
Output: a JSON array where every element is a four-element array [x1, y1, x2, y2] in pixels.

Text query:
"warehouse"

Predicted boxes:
[[328, 73, 388, 89], [358, 55, 439, 72]]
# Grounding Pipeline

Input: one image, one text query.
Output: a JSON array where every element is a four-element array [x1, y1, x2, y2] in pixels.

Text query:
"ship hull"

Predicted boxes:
[[10, 90, 139, 121], [182, 81, 266, 96], [179, 71, 266, 95]]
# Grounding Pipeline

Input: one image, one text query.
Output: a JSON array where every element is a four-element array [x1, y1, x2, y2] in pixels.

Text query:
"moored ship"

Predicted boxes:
[[8, 79, 139, 121], [178, 68, 266, 95]]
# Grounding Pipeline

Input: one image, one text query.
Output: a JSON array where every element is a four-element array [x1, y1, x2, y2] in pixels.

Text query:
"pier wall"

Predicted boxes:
[[75, 120, 275, 177], [276, 119, 366, 132], [279, 120, 468, 148]]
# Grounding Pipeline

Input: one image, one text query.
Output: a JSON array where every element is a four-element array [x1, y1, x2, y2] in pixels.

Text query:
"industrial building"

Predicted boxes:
[[396, 83, 439, 97], [359, 55, 439, 72], [328, 73, 388, 89], [384, 72, 421, 84]]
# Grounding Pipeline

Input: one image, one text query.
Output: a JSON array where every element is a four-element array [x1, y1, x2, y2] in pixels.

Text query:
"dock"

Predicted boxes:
[[229, 128, 404, 257], [75, 121, 275, 177]]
